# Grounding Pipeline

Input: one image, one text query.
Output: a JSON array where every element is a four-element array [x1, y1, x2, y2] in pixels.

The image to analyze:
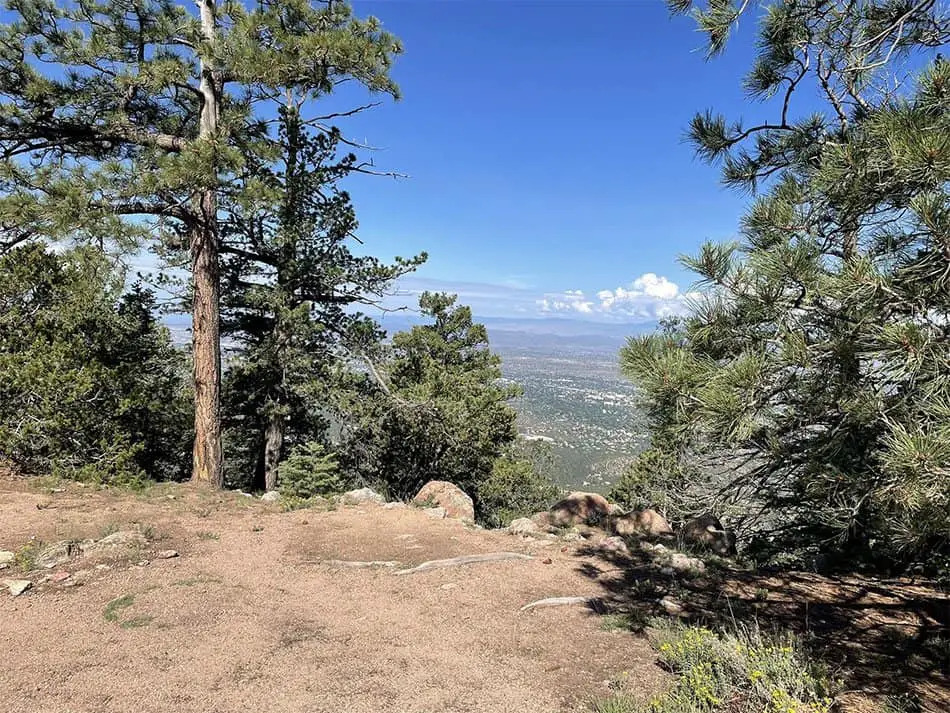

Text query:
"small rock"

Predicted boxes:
[[35, 541, 76, 569], [660, 566, 675, 576], [597, 536, 630, 555], [260, 491, 281, 503], [382, 501, 407, 510], [669, 552, 706, 574], [166, 494, 177, 500], [560, 531, 585, 542], [5, 579, 32, 597], [238, 491, 254, 498], [423, 507, 446, 519], [156, 549, 179, 559], [135, 560, 150, 567], [508, 517, 539, 536], [659, 596, 685, 615], [50, 487, 66, 493], [412, 481, 474, 522], [49, 571, 71, 583], [95, 564, 112, 571], [341, 487, 385, 505], [542, 558, 553, 565], [0, 551, 14, 566], [440, 583, 458, 590]]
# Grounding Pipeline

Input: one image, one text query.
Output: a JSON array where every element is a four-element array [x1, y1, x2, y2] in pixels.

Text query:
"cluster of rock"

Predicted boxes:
[[507, 491, 736, 557], [264, 479, 478, 523], [2, 529, 179, 597]]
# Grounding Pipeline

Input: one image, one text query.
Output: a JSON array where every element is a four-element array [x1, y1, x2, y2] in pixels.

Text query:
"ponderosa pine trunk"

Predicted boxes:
[[191, 0, 224, 487]]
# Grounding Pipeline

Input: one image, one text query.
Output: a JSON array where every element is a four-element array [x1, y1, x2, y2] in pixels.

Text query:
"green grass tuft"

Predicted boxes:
[[103, 594, 135, 622]]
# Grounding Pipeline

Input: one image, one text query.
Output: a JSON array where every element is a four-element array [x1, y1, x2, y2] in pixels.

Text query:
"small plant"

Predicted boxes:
[[476, 455, 561, 528], [593, 621, 838, 713], [173, 576, 221, 587], [600, 612, 648, 633], [120, 614, 154, 629], [197, 531, 219, 541], [411, 495, 438, 509], [100, 522, 120, 538], [103, 594, 135, 622], [278, 443, 346, 500], [14, 539, 43, 572]]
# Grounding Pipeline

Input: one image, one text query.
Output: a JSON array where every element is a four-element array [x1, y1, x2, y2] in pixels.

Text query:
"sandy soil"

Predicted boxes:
[[0, 480, 664, 713]]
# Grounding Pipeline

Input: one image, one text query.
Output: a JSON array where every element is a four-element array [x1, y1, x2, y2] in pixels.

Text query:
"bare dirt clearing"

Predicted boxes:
[[0, 480, 662, 713], [1, 478, 947, 712]]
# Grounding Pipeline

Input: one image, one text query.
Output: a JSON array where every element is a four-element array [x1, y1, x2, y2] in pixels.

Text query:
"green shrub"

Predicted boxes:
[[608, 448, 691, 519], [476, 455, 561, 528], [277, 442, 346, 499], [0, 245, 192, 484], [595, 621, 837, 713]]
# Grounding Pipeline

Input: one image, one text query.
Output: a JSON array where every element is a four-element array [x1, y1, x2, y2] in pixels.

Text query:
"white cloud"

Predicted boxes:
[[539, 273, 693, 322], [374, 273, 696, 324], [537, 289, 594, 315]]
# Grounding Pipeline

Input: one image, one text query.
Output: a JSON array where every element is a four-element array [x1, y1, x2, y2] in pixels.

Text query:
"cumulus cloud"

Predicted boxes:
[[537, 289, 594, 315], [538, 273, 693, 322]]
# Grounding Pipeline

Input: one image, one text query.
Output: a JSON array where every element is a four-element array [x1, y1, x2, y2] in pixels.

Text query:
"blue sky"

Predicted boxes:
[[323, 0, 772, 323]]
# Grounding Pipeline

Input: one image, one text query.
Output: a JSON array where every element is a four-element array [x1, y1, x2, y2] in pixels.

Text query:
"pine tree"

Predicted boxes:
[[0, 0, 402, 487], [219, 104, 423, 491], [0, 244, 191, 483], [337, 293, 522, 507], [621, 2, 949, 566]]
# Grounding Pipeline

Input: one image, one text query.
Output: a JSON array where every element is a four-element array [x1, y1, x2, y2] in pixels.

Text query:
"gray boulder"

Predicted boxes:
[[342, 487, 386, 505]]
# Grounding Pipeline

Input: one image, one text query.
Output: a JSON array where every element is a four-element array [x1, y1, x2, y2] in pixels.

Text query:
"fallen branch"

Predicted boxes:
[[520, 596, 596, 612], [308, 560, 402, 569], [394, 552, 533, 575]]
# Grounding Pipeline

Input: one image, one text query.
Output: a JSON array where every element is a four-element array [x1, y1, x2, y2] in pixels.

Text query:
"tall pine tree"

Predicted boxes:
[[219, 103, 423, 491], [0, 0, 401, 486], [620, 1, 949, 566]]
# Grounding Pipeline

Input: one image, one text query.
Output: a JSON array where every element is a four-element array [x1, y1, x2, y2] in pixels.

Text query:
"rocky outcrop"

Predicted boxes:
[[412, 481, 475, 522], [35, 541, 78, 569], [611, 509, 673, 538], [508, 517, 539, 536], [680, 514, 736, 556], [549, 492, 610, 527], [80, 530, 147, 560], [342, 487, 386, 505]]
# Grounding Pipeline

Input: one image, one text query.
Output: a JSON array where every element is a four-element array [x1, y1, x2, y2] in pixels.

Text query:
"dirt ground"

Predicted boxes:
[[1, 477, 947, 713], [0, 479, 663, 713]]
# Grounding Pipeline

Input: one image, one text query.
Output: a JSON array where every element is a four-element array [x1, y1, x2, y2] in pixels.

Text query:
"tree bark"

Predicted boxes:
[[262, 410, 285, 492], [191, 0, 224, 487]]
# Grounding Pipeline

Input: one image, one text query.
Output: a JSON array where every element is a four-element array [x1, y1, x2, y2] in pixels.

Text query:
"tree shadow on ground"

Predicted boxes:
[[572, 539, 950, 711]]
